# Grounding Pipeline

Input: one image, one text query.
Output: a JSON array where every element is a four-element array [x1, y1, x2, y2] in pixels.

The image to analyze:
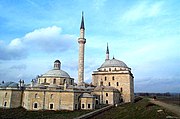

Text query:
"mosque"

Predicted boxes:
[[0, 13, 134, 111]]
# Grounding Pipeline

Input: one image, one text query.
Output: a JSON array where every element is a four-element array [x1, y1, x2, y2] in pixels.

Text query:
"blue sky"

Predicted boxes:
[[0, 0, 179, 93]]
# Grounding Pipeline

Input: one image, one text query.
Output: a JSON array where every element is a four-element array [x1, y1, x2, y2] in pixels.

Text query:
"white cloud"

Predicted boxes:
[[0, 26, 76, 60]]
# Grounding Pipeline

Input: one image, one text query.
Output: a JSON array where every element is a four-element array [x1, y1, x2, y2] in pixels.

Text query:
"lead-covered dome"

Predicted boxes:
[[41, 60, 70, 78], [100, 57, 127, 68], [42, 69, 70, 78]]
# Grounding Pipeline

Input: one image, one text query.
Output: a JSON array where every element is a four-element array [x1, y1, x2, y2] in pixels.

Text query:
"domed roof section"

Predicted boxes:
[[8, 82, 19, 88], [0, 82, 18, 88], [54, 60, 61, 63], [100, 57, 128, 68], [42, 69, 70, 78]]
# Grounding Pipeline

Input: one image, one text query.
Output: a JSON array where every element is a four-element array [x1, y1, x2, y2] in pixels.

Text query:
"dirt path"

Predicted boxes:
[[150, 98, 180, 117]]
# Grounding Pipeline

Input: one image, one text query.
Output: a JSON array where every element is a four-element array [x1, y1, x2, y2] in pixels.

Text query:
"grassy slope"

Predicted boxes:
[[0, 107, 91, 119], [91, 98, 177, 119]]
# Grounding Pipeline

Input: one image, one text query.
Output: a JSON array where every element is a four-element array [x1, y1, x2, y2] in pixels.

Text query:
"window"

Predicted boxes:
[[115, 68, 116, 71], [4, 102, 7, 107], [117, 82, 119, 86], [50, 94, 53, 99], [96, 100, 99, 105], [53, 79, 56, 84], [109, 82, 111, 86], [75, 104, 78, 109], [104, 69, 106, 71], [50, 104, 53, 109], [106, 100, 108, 104], [5, 93, 7, 98], [44, 78, 46, 83], [106, 93, 108, 97], [105, 77, 107, 81], [121, 88, 123, 92], [82, 104, 84, 109], [112, 76, 115, 80], [109, 68, 111, 71], [88, 104, 91, 108], [35, 93, 38, 98], [34, 103, 38, 108]]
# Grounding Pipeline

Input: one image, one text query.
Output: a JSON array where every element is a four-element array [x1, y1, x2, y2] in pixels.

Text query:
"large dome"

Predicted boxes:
[[100, 58, 127, 68], [42, 69, 70, 78]]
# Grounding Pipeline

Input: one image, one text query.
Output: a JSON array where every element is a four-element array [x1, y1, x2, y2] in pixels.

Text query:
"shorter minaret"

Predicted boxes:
[[106, 43, 109, 60]]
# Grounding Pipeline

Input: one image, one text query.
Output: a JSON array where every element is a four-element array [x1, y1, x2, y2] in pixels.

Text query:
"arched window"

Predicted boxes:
[[5, 92, 7, 98], [112, 76, 115, 80], [50, 103, 53, 109], [34, 103, 38, 108], [106, 93, 108, 97], [117, 82, 119, 86], [53, 79, 56, 84], [35, 93, 38, 98], [121, 88, 123, 92], [44, 78, 46, 83], [4, 102, 7, 107], [109, 68, 111, 71], [82, 104, 85, 109], [106, 100, 108, 104], [50, 94, 53, 99], [88, 104, 91, 108], [115, 68, 116, 71], [109, 82, 111, 86], [105, 77, 107, 81]]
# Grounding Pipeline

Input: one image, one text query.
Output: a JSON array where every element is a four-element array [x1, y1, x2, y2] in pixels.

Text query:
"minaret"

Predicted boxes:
[[106, 43, 109, 60], [78, 12, 86, 86]]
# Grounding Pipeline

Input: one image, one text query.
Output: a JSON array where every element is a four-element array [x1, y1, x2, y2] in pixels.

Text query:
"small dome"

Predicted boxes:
[[54, 60, 61, 63], [0, 82, 13, 88], [100, 58, 127, 68], [8, 82, 19, 88], [42, 69, 70, 78], [81, 93, 94, 98]]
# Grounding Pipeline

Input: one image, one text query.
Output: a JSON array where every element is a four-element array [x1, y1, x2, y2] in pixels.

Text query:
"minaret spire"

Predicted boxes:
[[106, 43, 109, 60], [80, 11, 85, 30], [78, 12, 86, 86]]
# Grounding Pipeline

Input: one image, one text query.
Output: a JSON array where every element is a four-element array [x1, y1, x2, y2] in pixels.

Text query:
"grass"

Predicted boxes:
[[91, 98, 178, 119], [0, 107, 91, 119], [0, 98, 178, 119]]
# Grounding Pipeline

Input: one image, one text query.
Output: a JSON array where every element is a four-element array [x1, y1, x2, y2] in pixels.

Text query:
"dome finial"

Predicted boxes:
[[106, 42, 110, 60], [113, 55, 115, 59]]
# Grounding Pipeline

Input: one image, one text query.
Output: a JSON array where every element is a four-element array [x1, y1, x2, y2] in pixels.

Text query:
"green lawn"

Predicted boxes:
[[0, 107, 91, 119], [91, 98, 178, 119]]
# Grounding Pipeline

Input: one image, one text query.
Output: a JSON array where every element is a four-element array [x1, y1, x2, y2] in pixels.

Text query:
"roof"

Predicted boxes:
[[0, 82, 19, 88], [42, 69, 70, 78], [100, 58, 127, 68], [54, 60, 61, 63], [81, 93, 94, 98], [94, 86, 119, 92]]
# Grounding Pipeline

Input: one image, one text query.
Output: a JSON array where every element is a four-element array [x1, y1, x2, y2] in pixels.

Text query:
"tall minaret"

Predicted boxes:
[[78, 12, 86, 86], [106, 43, 109, 60]]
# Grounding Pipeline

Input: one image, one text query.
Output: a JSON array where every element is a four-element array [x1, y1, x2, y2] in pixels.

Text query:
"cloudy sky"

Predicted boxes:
[[0, 0, 179, 93]]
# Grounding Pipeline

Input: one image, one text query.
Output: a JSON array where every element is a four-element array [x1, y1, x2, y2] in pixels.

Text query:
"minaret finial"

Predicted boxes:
[[106, 43, 109, 54], [80, 11, 85, 29], [106, 43, 109, 60]]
